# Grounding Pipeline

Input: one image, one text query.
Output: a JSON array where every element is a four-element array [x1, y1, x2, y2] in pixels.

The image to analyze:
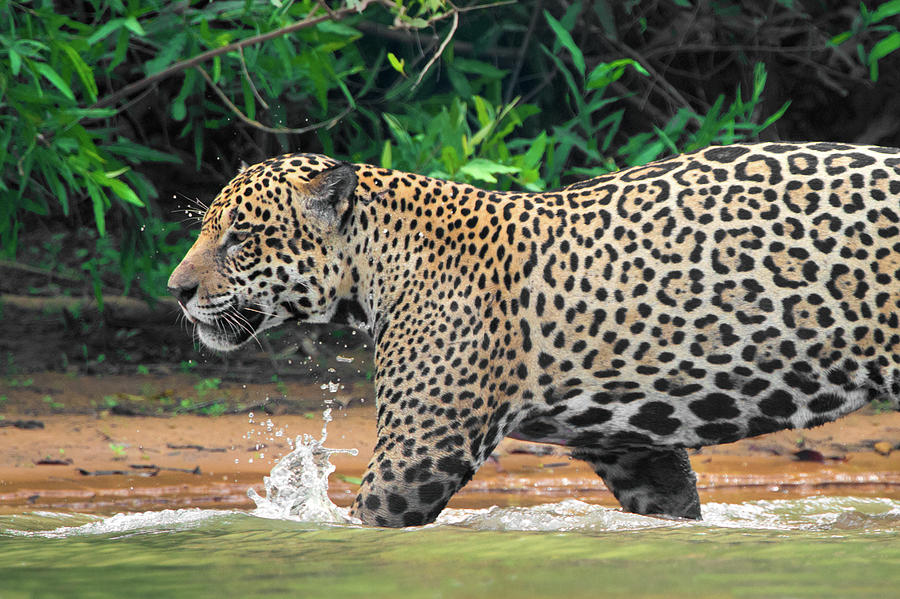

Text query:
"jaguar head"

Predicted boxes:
[[167, 155, 358, 351]]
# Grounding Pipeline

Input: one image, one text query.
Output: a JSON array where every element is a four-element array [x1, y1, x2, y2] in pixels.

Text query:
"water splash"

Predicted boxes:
[[6, 509, 231, 538], [248, 408, 359, 524], [437, 499, 675, 532]]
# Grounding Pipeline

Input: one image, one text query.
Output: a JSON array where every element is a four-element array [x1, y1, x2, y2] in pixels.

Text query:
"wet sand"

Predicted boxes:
[[2, 405, 899, 515]]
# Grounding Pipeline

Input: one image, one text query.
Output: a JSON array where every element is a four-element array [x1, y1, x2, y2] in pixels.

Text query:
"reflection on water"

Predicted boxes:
[[1, 497, 898, 599]]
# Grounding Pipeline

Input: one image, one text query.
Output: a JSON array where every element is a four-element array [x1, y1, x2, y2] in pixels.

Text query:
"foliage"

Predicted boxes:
[[831, 0, 900, 81], [2, 0, 898, 303]]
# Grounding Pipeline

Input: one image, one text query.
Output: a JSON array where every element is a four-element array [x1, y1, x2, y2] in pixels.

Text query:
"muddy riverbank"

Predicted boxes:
[[2, 372, 899, 516]]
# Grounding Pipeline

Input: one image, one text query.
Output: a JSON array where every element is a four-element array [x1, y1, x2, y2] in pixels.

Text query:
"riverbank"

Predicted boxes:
[[2, 384, 899, 515]]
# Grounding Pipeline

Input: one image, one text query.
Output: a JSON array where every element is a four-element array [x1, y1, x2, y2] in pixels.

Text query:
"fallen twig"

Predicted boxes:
[[78, 468, 158, 477], [0, 420, 45, 430], [166, 443, 227, 453], [131, 464, 202, 475]]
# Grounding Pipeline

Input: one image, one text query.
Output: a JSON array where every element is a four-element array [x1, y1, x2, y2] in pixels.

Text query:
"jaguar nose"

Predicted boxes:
[[168, 283, 198, 306]]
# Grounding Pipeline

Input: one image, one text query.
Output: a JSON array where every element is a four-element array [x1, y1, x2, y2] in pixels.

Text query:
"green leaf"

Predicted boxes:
[[446, 66, 472, 98], [85, 180, 107, 236], [459, 158, 519, 184], [829, 31, 853, 46], [60, 107, 118, 120], [871, 0, 900, 24], [240, 76, 256, 121], [33, 62, 75, 101], [145, 32, 186, 75], [172, 100, 186, 121], [123, 16, 146, 36], [452, 58, 506, 79], [523, 132, 548, 169], [8, 48, 21, 76], [111, 28, 130, 70], [86, 19, 124, 45], [387, 52, 406, 76], [753, 100, 791, 135], [539, 45, 584, 113], [89, 170, 144, 207], [172, 70, 196, 121], [381, 140, 392, 169], [653, 125, 679, 155], [868, 31, 900, 82], [61, 44, 98, 102], [587, 59, 647, 90], [544, 10, 585, 77], [36, 152, 68, 215], [316, 21, 361, 38]]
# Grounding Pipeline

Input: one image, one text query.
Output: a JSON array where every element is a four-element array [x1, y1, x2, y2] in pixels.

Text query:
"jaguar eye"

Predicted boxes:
[[222, 230, 250, 252]]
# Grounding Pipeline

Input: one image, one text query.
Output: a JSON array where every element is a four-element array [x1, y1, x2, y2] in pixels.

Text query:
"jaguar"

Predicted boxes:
[[168, 142, 900, 527]]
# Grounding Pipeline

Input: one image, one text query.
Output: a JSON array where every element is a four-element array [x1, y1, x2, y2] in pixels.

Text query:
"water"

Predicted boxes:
[[2, 416, 899, 598], [1, 498, 898, 598]]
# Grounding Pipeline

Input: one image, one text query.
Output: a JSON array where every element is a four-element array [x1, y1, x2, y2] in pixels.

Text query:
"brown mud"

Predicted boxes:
[[2, 373, 899, 516]]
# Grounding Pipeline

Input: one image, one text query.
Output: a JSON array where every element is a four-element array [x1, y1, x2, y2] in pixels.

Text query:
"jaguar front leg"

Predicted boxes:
[[349, 386, 507, 526], [572, 446, 702, 519], [350, 439, 477, 527]]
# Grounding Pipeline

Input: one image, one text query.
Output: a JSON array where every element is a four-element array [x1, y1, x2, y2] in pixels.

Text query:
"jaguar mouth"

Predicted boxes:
[[195, 305, 268, 351]]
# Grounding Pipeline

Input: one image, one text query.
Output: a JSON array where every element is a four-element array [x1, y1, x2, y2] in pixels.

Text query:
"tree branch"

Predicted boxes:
[[195, 66, 351, 136], [412, 10, 459, 89], [92, 0, 377, 109]]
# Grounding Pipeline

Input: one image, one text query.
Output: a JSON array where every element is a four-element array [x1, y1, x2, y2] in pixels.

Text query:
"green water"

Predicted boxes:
[[2, 499, 899, 599]]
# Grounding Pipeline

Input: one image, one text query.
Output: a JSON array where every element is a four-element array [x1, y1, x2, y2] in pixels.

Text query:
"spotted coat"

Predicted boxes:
[[168, 142, 900, 526]]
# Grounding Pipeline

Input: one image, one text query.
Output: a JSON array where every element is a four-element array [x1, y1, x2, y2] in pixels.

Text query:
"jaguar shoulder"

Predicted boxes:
[[169, 142, 900, 527]]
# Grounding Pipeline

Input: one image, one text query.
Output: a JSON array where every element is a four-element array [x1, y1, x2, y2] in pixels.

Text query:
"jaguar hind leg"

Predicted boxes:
[[572, 447, 701, 519]]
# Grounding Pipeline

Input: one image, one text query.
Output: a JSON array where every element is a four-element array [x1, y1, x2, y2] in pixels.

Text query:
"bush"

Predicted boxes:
[[2, 0, 897, 300]]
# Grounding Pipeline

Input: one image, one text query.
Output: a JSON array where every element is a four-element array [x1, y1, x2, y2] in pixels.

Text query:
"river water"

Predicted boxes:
[[2, 414, 898, 598]]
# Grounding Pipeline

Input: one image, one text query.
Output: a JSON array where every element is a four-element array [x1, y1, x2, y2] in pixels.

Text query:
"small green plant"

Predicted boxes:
[[194, 377, 221, 398], [270, 374, 288, 397], [42, 395, 64, 410], [200, 402, 227, 417], [108, 443, 127, 458], [179, 360, 197, 373], [137, 365, 150, 375], [872, 398, 895, 414]]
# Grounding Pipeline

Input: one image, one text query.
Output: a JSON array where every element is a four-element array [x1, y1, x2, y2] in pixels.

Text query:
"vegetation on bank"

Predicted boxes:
[[2, 0, 900, 302]]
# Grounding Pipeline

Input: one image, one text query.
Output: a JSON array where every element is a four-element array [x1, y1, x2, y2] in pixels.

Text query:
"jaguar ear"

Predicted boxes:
[[306, 163, 357, 228]]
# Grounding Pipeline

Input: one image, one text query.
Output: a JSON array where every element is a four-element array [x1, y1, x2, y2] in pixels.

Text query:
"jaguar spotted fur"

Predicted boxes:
[[168, 142, 900, 526]]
